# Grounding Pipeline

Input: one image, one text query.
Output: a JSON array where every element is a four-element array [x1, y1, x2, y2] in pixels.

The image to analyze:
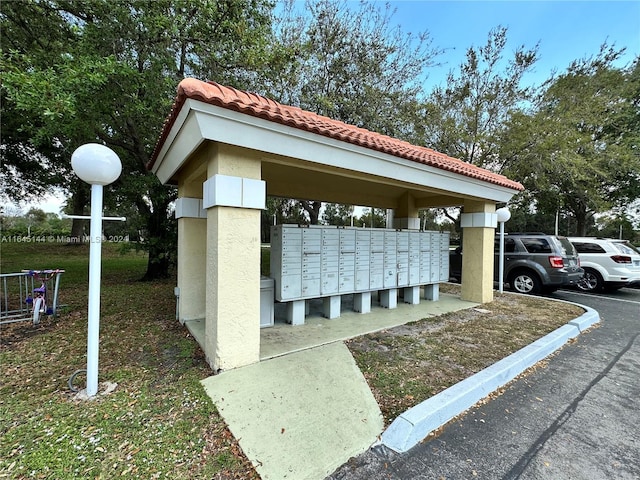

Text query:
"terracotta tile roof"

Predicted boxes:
[[148, 78, 524, 191]]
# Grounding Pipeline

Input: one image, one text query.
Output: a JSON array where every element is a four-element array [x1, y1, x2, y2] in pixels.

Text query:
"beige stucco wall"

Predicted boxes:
[[176, 161, 207, 323], [177, 217, 206, 321], [205, 143, 262, 370], [460, 201, 496, 303]]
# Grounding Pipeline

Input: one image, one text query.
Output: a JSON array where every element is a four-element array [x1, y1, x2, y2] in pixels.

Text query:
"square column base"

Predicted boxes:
[[287, 300, 306, 325], [379, 289, 398, 309], [424, 284, 440, 301], [323, 296, 341, 319], [353, 292, 371, 313], [403, 286, 420, 305]]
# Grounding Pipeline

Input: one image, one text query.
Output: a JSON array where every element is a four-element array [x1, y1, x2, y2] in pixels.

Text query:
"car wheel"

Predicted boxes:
[[508, 270, 542, 294], [576, 268, 603, 292]]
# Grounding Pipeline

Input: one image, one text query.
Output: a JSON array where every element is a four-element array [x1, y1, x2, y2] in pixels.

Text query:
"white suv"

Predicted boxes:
[[568, 237, 640, 292]]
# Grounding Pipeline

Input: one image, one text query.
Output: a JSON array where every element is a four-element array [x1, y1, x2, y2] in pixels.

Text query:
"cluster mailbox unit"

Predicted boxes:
[[270, 225, 450, 325]]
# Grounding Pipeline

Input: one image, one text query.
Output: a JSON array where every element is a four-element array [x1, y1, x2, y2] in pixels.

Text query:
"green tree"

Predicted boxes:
[[321, 203, 355, 226], [1, 0, 276, 278], [260, 197, 310, 242], [595, 213, 635, 241], [503, 46, 640, 235], [356, 207, 386, 228], [419, 26, 538, 170]]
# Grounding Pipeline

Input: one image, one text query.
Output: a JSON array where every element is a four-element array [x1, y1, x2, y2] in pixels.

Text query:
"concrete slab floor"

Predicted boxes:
[[185, 291, 477, 361], [261, 292, 478, 360]]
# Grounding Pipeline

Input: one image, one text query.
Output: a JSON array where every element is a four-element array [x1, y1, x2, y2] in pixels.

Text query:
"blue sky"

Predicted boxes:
[[386, 0, 639, 88]]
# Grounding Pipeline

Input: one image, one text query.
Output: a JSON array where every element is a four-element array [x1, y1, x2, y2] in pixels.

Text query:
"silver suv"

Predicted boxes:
[[450, 233, 584, 294], [568, 237, 640, 292]]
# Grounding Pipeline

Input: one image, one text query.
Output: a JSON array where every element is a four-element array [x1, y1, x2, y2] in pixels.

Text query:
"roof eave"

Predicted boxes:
[[151, 98, 521, 204]]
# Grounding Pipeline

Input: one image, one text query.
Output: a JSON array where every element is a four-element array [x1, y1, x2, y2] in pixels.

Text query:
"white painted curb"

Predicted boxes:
[[380, 304, 600, 453]]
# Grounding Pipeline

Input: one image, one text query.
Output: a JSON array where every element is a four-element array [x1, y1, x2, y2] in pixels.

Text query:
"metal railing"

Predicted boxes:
[[0, 270, 65, 325]]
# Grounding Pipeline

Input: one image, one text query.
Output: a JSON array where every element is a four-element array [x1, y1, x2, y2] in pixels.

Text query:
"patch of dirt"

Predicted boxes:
[[346, 285, 586, 424]]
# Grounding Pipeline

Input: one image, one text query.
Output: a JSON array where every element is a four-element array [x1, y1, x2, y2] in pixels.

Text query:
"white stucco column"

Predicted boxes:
[[203, 144, 265, 371], [460, 201, 497, 303]]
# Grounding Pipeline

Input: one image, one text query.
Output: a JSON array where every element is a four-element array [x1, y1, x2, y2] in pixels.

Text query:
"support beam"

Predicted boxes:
[[176, 165, 208, 324], [460, 201, 496, 303], [393, 192, 420, 230], [176, 198, 206, 323]]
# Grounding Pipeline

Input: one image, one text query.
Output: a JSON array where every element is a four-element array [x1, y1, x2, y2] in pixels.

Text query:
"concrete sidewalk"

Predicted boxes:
[[201, 342, 383, 480]]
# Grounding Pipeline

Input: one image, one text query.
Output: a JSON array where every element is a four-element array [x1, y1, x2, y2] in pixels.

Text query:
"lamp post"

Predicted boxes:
[[71, 143, 122, 397], [496, 207, 511, 293]]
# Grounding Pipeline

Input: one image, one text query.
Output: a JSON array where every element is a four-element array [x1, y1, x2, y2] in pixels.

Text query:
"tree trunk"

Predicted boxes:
[[300, 200, 322, 225], [69, 182, 90, 244], [575, 210, 590, 237], [141, 242, 171, 280], [139, 188, 176, 281]]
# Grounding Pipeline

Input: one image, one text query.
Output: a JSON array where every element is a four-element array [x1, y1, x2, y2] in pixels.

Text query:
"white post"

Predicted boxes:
[[498, 220, 506, 293], [86, 183, 103, 396], [496, 208, 511, 294], [71, 143, 122, 398]]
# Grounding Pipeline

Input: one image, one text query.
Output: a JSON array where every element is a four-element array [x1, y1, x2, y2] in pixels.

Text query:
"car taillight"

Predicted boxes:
[[611, 255, 632, 264], [549, 256, 564, 268]]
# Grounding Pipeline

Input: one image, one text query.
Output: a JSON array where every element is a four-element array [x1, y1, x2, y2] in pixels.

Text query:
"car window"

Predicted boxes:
[[613, 242, 640, 255], [494, 238, 517, 253], [555, 237, 577, 256], [573, 242, 606, 254], [520, 238, 552, 254]]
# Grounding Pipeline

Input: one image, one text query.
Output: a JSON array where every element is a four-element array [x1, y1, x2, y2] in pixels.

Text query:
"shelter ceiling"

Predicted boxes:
[[262, 156, 469, 209]]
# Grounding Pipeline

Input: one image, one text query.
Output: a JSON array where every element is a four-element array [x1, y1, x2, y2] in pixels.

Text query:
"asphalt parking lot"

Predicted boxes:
[[329, 287, 640, 480]]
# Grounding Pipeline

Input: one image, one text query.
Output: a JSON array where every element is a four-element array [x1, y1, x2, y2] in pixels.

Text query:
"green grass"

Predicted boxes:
[[347, 288, 586, 424], [0, 243, 258, 480]]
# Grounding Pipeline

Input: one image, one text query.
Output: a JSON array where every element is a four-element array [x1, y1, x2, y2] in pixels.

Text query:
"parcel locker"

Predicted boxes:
[[383, 230, 397, 288], [302, 255, 321, 297], [270, 225, 449, 308], [355, 230, 371, 291], [301, 228, 321, 297], [321, 228, 339, 294], [369, 230, 384, 289], [339, 228, 356, 292], [271, 226, 303, 301], [439, 232, 450, 281], [408, 231, 421, 285], [396, 231, 409, 286], [440, 252, 450, 282]]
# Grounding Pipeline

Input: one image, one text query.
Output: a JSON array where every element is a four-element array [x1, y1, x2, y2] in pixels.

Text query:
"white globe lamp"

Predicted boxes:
[[71, 144, 122, 397]]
